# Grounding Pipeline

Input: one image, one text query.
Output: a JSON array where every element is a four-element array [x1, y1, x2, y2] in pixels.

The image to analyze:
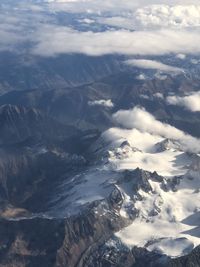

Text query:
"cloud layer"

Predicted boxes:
[[113, 106, 200, 153], [32, 26, 200, 57], [1, 1, 200, 58], [88, 99, 114, 108], [125, 59, 184, 73], [167, 92, 200, 112]]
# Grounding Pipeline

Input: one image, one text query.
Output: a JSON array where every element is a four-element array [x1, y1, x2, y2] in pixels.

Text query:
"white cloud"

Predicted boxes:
[[2, 1, 200, 58], [32, 26, 200, 57], [32, 3, 200, 57], [40, 1, 200, 15], [125, 59, 184, 73], [113, 106, 200, 153], [37, 0, 141, 14], [97, 4, 200, 31], [154, 92, 164, 99], [140, 94, 150, 100], [43, 2, 200, 30], [176, 53, 186, 60], [79, 18, 95, 24], [135, 5, 200, 28], [136, 74, 146, 80], [88, 99, 114, 108], [167, 92, 200, 112], [190, 59, 200, 64], [47, 0, 84, 2]]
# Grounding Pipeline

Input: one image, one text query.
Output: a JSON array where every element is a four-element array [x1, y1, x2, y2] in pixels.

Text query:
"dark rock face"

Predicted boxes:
[[109, 187, 124, 211], [57, 204, 127, 267], [69, 238, 169, 267], [77, 238, 135, 267], [78, 243, 200, 267], [0, 53, 125, 94], [0, 199, 128, 267], [118, 168, 163, 194], [0, 218, 65, 267], [0, 149, 85, 211], [0, 104, 78, 145], [0, 104, 88, 213], [166, 245, 200, 267]]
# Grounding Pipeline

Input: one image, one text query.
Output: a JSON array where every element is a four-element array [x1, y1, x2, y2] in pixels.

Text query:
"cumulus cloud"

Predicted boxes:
[[136, 74, 146, 80], [113, 106, 200, 153], [48, 2, 200, 32], [135, 5, 200, 28], [88, 99, 114, 108], [78, 18, 95, 24], [140, 94, 150, 100], [97, 4, 200, 30], [154, 92, 164, 99], [176, 53, 186, 60], [166, 92, 200, 112], [125, 59, 184, 73]]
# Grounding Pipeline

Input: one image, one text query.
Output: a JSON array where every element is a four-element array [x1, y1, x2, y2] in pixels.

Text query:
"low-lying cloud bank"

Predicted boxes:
[[112, 106, 200, 153], [1, 1, 200, 58], [125, 59, 184, 73], [88, 99, 114, 108], [32, 27, 200, 57], [166, 92, 200, 112]]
